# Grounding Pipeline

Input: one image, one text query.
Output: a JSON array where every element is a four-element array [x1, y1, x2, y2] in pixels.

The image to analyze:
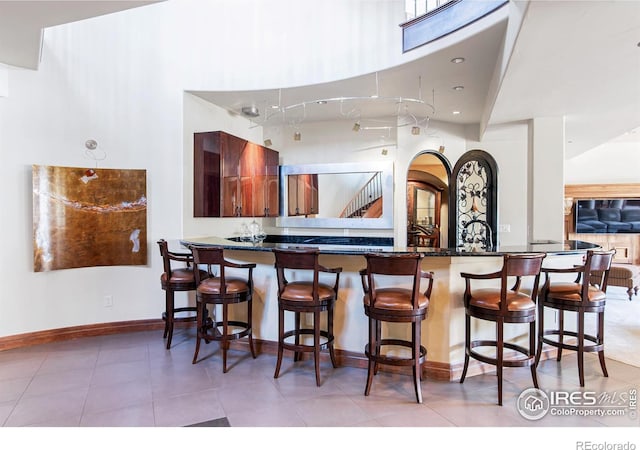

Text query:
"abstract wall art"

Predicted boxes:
[[32, 165, 147, 272]]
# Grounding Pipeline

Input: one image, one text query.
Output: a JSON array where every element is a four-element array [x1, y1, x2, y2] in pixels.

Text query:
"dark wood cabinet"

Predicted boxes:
[[194, 131, 279, 217], [287, 173, 318, 216]]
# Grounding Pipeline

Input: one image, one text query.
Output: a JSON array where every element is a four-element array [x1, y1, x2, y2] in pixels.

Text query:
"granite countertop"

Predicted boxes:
[[179, 235, 599, 256]]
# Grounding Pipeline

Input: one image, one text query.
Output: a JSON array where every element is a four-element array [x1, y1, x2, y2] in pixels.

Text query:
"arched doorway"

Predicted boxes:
[[406, 151, 451, 248]]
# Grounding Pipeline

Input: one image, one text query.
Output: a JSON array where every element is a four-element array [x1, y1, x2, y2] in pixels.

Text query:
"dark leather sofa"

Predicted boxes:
[[576, 205, 640, 233]]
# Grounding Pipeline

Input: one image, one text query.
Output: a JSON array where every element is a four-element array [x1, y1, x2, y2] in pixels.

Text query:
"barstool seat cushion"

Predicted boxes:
[[363, 288, 429, 311], [198, 277, 250, 295], [161, 267, 203, 285], [468, 288, 535, 311], [547, 282, 606, 303], [279, 281, 335, 302]]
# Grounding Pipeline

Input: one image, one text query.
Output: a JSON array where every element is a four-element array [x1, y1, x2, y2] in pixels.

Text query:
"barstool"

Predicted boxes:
[[272, 248, 342, 386], [359, 253, 433, 403], [459, 252, 546, 406], [190, 245, 257, 372], [535, 249, 615, 386], [157, 239, 208, 349]]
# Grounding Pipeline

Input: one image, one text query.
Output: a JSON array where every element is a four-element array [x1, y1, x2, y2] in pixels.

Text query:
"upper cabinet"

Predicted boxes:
[[194, 131, 279, 217]]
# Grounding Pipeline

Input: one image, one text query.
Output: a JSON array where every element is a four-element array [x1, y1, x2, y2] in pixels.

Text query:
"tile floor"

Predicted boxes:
[[0, 327, 638, 445]]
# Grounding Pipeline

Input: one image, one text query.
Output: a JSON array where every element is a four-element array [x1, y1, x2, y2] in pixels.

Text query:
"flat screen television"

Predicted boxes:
[[575, 198, 640, 234]]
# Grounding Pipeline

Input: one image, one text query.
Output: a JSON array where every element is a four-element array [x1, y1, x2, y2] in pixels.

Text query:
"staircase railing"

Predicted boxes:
[[340, 172, 383, 218]]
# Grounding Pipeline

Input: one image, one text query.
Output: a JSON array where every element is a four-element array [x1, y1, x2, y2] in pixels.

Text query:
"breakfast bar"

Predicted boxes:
[[178, 236, 599, 381]]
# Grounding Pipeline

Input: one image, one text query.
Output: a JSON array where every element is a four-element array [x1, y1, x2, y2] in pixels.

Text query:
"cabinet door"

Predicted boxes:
[[608, 234, 634, 264], [193, 131, 279, 217], [264, 147, 279, 217], [239, 143, 279, 217], [193, 132, 221, 217], [221, 133, 246, 217]]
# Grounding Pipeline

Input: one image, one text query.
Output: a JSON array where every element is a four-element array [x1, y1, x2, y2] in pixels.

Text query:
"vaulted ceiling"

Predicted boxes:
[[1, 1, 638, 157]]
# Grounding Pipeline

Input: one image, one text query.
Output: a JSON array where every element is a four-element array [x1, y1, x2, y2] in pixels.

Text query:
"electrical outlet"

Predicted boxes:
[[104, 295, 113, 307], [498, 224, 511, 233]]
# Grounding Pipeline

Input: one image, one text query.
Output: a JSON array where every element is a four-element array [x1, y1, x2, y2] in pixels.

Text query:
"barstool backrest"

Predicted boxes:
[[362, 253, 431, 310], [580, 249, 616, 301], [189, 245, 249, 294], [273, 247, 323, 301], [158, 239, 190, 276]]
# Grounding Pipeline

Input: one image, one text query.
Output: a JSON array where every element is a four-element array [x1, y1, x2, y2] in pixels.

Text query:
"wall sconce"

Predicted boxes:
[[293, 131, 301, 141], [411, 126, 420, 135], [264, 139, 272, 147], [438, 145, 445, 154], [352, 121, 361, 132]]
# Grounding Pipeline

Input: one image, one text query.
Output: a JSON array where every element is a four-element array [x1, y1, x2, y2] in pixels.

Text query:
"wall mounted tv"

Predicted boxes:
[[575, 198, 640, 234]]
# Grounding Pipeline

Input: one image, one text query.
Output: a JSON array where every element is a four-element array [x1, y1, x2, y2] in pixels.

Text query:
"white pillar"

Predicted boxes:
[[0, 66, 7, 97], [529, 116, 565, 243]]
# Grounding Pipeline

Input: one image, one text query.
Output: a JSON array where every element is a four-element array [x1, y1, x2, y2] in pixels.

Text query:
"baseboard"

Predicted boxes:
[[0, 320, 558, 382], [0, 319, 164, 351]]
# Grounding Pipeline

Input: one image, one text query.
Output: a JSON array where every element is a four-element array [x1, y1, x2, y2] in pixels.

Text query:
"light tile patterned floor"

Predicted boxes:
[[0, 328, 638, 446]]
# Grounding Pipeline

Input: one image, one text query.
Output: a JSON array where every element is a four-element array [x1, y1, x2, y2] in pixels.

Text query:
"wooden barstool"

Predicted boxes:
[[459, 253, 546, 406], [272, 248, 342, 386], [534, 249, 615, 386], [359, 253, 433, 403], [157, 239, 208, 349], [190, 245, 257, 372]]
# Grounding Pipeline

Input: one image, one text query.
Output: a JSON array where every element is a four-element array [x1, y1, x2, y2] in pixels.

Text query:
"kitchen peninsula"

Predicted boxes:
[[179, 236, 598, 381]]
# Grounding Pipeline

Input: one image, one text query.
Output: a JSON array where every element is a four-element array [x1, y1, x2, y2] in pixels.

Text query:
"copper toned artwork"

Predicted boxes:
[[32, 165, 147, 272]]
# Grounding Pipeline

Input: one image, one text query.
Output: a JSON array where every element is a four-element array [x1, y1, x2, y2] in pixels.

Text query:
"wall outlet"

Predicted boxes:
[[498, 224, 511, 233], [104, 295, 113, 307]]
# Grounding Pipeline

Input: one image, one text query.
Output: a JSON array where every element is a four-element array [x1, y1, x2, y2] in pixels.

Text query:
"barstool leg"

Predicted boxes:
[[248, 298, 256, 359], [274, 304, 285, 379], [314, 309, 321, 387], [164, 290, 174, 349], [530, 321, 539, 388], [413, 321, 423, 404], [597, 309, 608, 377], [460, 313, 471, 383], [534, 301, 544, 367], [374, 319, 381, 375], [557, 310, 565, 362], [192, 300, 203, 364], [364, 316, 375, 396], [577, 310, 585, 387], [328, 303, 338, 368], [497, 318, 504, 406], [222, 302, 229, 373], [294, 312, 301, 362]]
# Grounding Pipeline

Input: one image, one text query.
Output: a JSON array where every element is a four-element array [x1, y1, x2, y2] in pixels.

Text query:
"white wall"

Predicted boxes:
[[565, 140, 640, 184], [0, 0, 564, 339], [0, 0, 431, 338], [466, 121, 530, 246]]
